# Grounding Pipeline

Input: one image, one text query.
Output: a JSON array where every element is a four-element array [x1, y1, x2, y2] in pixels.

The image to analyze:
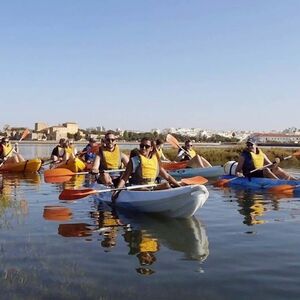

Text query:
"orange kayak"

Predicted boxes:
[[0, 158, 42, 173], [161, 161, 188, 171]]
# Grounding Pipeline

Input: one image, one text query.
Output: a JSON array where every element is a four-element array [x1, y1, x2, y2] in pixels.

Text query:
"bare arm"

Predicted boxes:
[[91, 155, 100, 174], [235, 155, 245, 175], [120, 152, 129, 167], [116, 160, 133, 189], [159, 167, 181, 187]]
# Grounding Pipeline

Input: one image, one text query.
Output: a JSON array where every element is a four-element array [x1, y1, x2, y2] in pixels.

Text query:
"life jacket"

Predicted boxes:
[[139, 237, 158, 252], [0, 143, 13, 158], [241, 148, 264, 175], [179, 147, 197, 161], [99, 145, 121, 170], [130, 154, 159, 185], [157, 148, 163, 159], [65, 146, 74, 155]]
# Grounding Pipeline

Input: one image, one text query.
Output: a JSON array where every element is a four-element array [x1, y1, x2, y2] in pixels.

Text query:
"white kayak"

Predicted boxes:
[[94, 184, 209, 218], [168, 165, 224, 179]]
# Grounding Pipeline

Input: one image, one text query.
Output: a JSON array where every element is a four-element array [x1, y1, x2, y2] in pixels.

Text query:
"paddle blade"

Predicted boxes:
[[166, 134, 181, 149], [59, 188, 97, 200], [292, 150, 300, 158], [214, 179, 230, 188], [43, 205, 73, 221], [20, 128, 30, 141], [268, 185, 295, 194], [44, 168, 74, 178], [181, 176, 208, 185]]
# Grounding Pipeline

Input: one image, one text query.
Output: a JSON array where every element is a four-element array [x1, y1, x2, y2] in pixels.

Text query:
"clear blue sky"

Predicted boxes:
[[1, 0, 299, 132]]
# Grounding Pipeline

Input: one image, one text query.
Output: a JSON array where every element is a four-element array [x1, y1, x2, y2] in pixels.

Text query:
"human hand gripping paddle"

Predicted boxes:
[[58, 175, 208, 200], [0, 128, 30, 168], [166, 134, 192, 159], [214, 150, 300, 188]]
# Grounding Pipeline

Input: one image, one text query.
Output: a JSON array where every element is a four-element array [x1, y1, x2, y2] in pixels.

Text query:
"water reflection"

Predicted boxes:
[[92, 203, 208, 274], [221, 186, 295, 226], [47, 200, 209, 275]]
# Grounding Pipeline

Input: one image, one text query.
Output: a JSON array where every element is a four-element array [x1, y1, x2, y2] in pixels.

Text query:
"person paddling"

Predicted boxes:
[[235, 138, 297, 180], [92, 131, 129, 187], [112, 137, 181, 202], [0, 137, 25, 164], [175, 140, 212, 168]]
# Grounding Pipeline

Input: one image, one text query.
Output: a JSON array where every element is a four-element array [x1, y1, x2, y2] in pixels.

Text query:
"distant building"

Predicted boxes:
[[62, 122, 78, 134], [35, 122, 48, 132], [251, 133, 300, 144]]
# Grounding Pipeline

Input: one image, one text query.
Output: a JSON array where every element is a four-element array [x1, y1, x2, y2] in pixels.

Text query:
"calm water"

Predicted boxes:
[[1, 145, 300, 299]]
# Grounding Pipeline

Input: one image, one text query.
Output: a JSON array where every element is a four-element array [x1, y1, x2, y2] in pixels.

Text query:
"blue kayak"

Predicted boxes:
[[219, 175, 300, 191]]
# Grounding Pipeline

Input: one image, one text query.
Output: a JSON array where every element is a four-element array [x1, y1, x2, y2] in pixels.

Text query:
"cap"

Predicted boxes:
[[246, 138, 256, 145], [89, 137, 96, 143]]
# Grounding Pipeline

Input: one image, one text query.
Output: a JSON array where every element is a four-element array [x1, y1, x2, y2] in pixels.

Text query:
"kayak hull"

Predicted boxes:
[[55, 158, 86, 173], [0, 158, 42, 173], [95, 184, 209, 218], [219, 175, 300, 190], [169, 166, 224, 179]]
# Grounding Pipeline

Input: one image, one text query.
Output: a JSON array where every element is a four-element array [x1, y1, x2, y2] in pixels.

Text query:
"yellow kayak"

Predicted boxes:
[[56, 157, 86, 173], [0, 158, 42, 173]]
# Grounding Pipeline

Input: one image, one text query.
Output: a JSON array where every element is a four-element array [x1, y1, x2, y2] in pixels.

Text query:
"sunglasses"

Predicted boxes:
[[140, 144, 151, 149], [246, 143, 254, 147], [106, 138, 116, 142], [187, 144, 192, 147]]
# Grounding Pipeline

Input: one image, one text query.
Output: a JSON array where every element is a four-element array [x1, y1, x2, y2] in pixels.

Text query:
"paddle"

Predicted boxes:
[[0, 128, 30, 168], [166, 134, 191, 159], [44, 168, 126, 178], [59, 175, 208, 200], [268, 183, 300, 195], [215, 150, 300, 188]]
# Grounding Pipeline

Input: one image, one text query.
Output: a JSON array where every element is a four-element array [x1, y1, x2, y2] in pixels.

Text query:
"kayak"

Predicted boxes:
[[161, 161, 188, 171], [53, 157, 86, 173], [95, 184, 209, 218], [219, 175, 300, 190], [0, 158, 42, 173], [168, 165, 224, 179]]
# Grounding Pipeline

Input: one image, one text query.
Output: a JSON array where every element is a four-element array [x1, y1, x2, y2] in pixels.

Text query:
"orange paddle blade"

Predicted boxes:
[[181, 176, 208, 185], [292, 150, 300, 158], [20, 128, 30, 141], [44, 168, 75, 177], [268, 184, 295, 194], [59, 188, 97, 200], [214, 179, 230, 188], [166, 134, 181, 149], [43, 205, 72, 221]]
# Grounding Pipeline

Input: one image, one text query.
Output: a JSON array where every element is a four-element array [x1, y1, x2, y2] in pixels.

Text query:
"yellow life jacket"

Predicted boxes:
[[140, 155, 159, 183], [157, 148, 163, 158], [250, 149, 265, 169], [65, 146, 73, 155], [100, 145, 121, 170], [187, 148, 197, 158], [1, 143, 13, 157], [140, 237, 158, 252]]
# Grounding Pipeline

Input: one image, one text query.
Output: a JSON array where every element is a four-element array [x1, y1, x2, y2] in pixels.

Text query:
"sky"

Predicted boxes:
[[0, 0, 299, 132]]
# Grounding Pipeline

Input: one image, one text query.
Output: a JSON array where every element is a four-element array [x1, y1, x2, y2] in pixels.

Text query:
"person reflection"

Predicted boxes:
[[234, 189, 267, 225], [91, 208, 124, 252], [123, 228, 159, 275]]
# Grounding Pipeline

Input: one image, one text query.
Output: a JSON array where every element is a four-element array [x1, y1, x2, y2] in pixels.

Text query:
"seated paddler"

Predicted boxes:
[[235, 138, 297, 180], [92, 131, 129, 187], [112, 137, 181, 202]]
